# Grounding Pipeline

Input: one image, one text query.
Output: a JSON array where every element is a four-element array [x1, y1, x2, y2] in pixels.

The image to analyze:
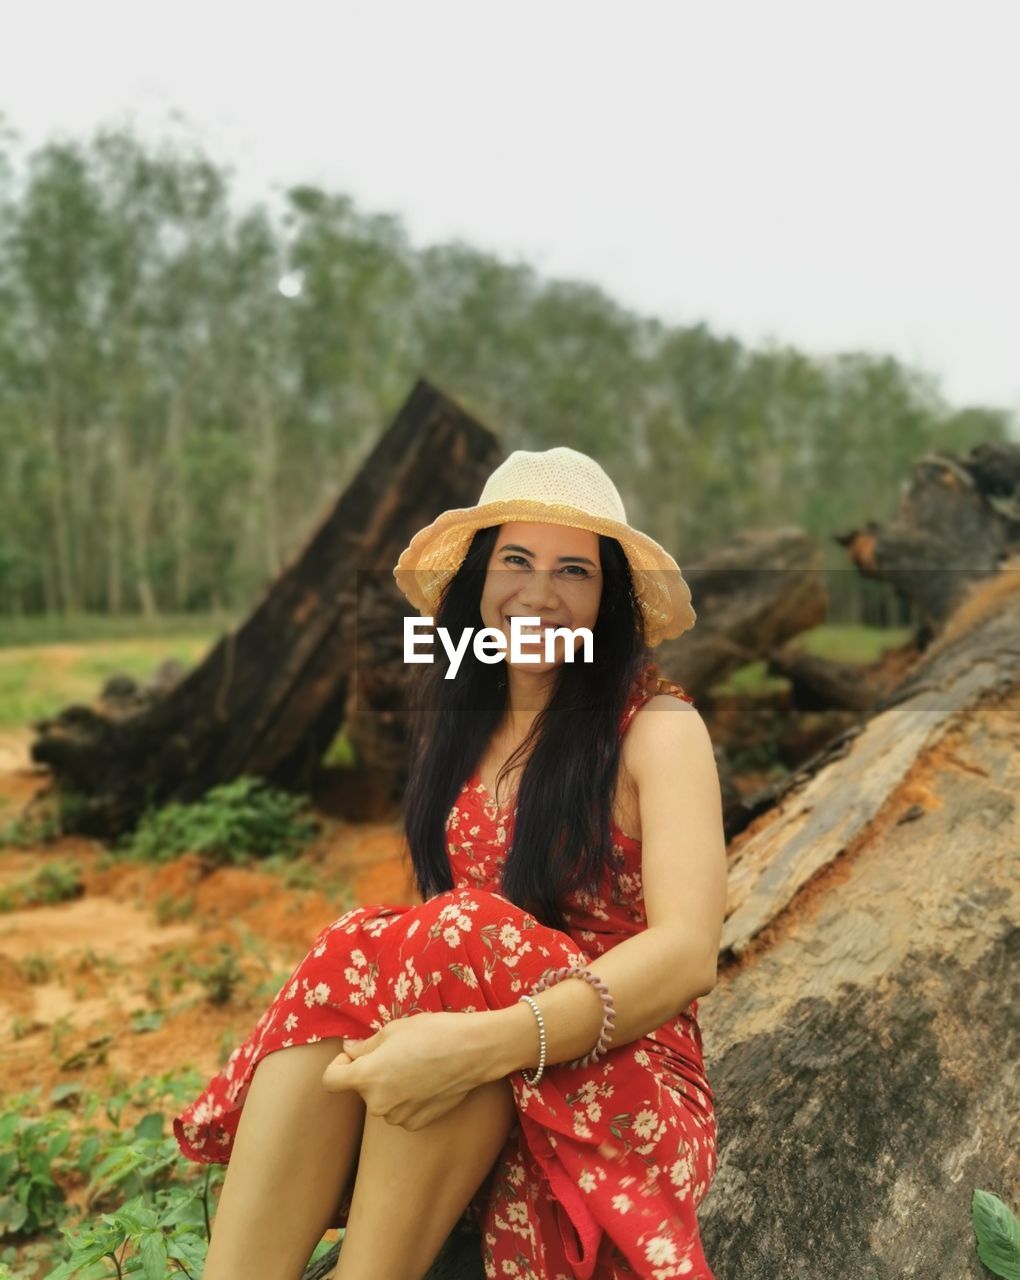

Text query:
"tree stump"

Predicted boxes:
[[836, 440, 1020, 641], [29, 378, 502, 838]]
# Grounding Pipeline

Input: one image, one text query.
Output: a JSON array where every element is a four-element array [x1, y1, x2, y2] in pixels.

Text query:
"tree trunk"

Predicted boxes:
[[168, 387, 192, 611], [30, 378, 502, 838]]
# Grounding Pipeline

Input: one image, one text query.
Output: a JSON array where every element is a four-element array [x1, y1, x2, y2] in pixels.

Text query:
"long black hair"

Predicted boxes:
[[402, 523, 652, 932]]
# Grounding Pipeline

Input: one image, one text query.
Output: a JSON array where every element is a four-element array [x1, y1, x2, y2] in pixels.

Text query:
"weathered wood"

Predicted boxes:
[[720, 569, 1020, 957], [30, 379, 502, 838], [695, 568, 1020, 1276], [835, 440, 1020, 639]]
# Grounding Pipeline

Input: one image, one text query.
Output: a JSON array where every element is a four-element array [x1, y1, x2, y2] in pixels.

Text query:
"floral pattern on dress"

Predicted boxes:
[[172, 667, 717, 1279]]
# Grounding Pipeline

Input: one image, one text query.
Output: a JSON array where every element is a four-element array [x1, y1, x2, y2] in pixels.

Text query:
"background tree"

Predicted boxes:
[[0, 121, 1013, 622]]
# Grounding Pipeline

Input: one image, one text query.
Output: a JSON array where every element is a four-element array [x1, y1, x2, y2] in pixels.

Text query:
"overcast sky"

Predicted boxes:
[[4, 0, 1018, 415]]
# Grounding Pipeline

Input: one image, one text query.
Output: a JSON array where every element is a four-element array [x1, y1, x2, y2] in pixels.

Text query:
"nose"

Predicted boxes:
[[515, 568, 560, 614]]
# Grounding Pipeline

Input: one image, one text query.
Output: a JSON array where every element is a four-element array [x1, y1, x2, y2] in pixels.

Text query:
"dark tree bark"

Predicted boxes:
[[30, 379, 502, 838]]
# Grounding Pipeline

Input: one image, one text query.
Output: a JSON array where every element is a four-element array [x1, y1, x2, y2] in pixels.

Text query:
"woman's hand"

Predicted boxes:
[[321, 1012, 493, 1131]]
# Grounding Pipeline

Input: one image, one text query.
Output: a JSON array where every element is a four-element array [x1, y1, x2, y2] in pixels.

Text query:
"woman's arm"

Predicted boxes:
[[468, 922, 715, 1083], [468, 696, 728, 1082]]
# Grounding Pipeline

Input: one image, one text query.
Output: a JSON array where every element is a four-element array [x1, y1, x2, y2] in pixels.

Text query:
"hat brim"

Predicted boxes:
[[393, 498, 696, 647]]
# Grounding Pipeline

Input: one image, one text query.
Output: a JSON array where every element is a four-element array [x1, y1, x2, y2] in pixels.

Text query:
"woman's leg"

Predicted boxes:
[[334, 1076, 516, 1280], [203, 1038, 366, 1280]]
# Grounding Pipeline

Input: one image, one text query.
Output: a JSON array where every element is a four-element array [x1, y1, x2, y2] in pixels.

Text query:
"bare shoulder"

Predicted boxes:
[[630, 691, 703, 736], [622, 692, 713, 784], [636, 691, 698, 716]]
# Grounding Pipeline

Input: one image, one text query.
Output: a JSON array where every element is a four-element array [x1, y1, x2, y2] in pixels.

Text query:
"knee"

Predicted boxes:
[[418, 887, 514, 928], [428, 886, 512, 910]]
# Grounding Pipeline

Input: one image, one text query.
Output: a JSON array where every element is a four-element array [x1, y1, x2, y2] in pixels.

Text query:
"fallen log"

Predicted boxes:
[[652, 527, 828, 695], [30, 379, 502, 838], [765, 642, 881, 713], [697, 566, 1020, 1276]]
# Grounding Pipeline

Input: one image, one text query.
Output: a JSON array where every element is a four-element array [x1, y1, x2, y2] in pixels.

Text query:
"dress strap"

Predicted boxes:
[[619, 663, 694, 734]]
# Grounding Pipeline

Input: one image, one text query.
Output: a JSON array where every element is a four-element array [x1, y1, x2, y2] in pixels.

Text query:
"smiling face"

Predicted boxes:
[[479, 521, 603, 673]]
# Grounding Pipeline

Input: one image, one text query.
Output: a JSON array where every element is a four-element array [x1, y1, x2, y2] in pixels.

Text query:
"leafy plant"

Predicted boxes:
[[49, 1187, 209, 1279], [153, 893, 194, 925], [119, 777, 319, 867], [0, 1078, 228, 1276], [129, 1010, 164, 1035], [0, 1108, 72, 1238], [0, 1075, 345, 1278], [20, 954, 55, 985], [0, 805, 62, 850], [0, 1243, 53, 1279], [190, 943, 243, 1006], [0, 792, 90, 847], [0, 861, 83, 913], [973, 1188, 1020, 1279], [85, 1121, 183, 1209]]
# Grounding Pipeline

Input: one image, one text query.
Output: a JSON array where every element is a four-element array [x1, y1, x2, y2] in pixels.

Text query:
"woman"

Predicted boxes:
[[173, 446, 728, 1280]]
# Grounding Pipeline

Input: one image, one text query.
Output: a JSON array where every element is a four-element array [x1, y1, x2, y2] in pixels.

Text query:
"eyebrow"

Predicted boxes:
[[497, 542, 598, 568]]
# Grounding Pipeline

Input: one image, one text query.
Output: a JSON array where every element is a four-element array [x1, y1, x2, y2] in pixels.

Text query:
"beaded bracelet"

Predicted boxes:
[[517, 964, 616, 1086], [518, 995, 546, 1086]]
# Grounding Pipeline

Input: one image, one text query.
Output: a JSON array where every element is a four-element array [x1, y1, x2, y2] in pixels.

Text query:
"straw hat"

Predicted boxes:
[[392, 446, 696, 647]]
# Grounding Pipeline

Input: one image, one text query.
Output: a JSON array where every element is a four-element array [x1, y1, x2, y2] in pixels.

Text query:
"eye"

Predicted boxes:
[[500, 555, 592, 577]]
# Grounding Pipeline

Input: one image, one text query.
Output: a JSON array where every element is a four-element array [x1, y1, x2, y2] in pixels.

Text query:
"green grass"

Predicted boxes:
[[710, 624, 913, 696], [0, 635, 217, 728], [0, 611, 238, 648], [0, 616, 362, 774], [798, 622, 912, 662]]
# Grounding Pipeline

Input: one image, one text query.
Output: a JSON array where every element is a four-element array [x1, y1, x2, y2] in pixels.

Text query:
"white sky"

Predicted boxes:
[[4, 0, 1018, 414]]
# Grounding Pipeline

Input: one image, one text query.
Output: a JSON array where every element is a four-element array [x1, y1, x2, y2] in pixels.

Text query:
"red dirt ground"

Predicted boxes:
[[0, 728, 420, 1106]]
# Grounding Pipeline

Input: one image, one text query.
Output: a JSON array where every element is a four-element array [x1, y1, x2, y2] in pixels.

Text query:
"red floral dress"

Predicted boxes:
[[173, 668, 718, 1279]]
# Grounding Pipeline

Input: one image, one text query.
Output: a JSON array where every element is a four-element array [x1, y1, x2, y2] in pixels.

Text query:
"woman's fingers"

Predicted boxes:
[[320, 1051, 358, 1092]]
